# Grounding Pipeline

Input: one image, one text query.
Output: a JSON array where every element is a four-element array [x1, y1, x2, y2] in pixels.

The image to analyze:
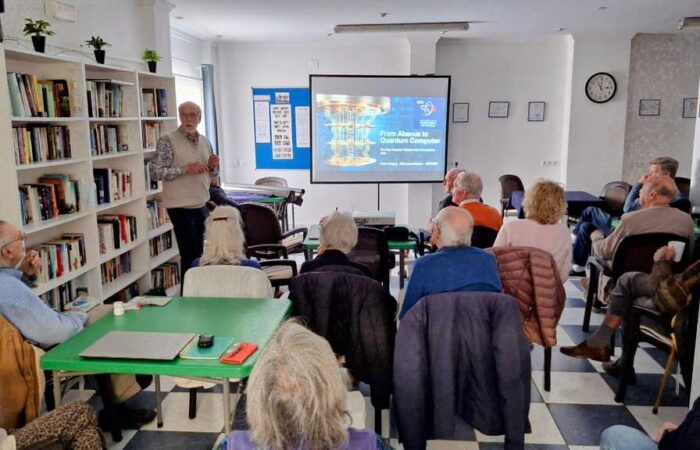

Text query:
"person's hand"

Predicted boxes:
[[208, 154, 219, 170], [20, 250, 42, 277], [638, 173, 650, 184], [655, 421, 677, 442], [185, 163, 209, 175], [653, 245, 675, 262]]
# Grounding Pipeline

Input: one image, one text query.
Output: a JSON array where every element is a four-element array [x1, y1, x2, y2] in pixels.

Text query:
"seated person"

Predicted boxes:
[[300, 211, 372, 277], [599, 396, 700, 450], [228, 320, 389, 450], [0, 220, 155, 428], [561, 244, 700, 366], [624, 156, 680, 213], [452, 171, 503, 232], [1, 402, 104, 450], [192, 205, 260, 269], [493, 179, 572, 281], [438, 168, 465, 210], [208, 176, 238, 208], [399, 207, 502, 319]]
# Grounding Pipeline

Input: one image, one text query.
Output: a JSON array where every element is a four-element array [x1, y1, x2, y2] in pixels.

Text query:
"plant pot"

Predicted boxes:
[[147, 61, 157, 73], [94, 49, 106, 64], [31, 35, 46, 53]]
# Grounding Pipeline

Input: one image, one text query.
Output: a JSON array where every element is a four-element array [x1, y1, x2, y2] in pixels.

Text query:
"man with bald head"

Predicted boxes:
[[438, 168, 465, 210], [150, 101, 219, 281], [399, 207, 502, 318]]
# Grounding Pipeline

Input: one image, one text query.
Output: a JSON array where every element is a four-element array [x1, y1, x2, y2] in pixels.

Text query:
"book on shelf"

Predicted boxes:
[[149, 230, 173, 257], [86, 79, 134, 118], [147, 199, 169, 230], [39, 279, 75, 311], [12, 125, 71, 165], [101, 252, 132, 284], [90, 124, 129, 155], [36, 233, 86, 284], [151, 261, 180, 289], [105, 281, 139, 304], [97, 214, 137, 254], [7, 73, 70, 117], [142, 121, 163, 149], [140, 88, 168, 117], [19, 175, 80, 225], [92, 168, 132, 205]]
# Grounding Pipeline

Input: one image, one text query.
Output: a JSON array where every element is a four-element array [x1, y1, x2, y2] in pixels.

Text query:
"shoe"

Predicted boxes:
[[99, 407, 156, 430], [560, 341, 610, 362], [580, 277, 589, 291], [602, 359, 637, 385]]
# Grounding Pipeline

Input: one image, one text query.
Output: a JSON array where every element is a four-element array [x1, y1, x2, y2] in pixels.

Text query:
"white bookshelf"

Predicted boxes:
[[0, 45, 181, 305]]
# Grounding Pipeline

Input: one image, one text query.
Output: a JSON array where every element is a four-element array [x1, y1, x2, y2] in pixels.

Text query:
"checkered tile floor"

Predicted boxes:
[[62, 264, 689, 450]]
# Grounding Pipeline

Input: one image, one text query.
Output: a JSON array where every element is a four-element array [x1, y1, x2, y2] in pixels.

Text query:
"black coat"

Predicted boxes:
[[660, 396, 700, 450], [394, 292, 531, 450], [299, 249, 373, 278], [289, 266, 397, 409]]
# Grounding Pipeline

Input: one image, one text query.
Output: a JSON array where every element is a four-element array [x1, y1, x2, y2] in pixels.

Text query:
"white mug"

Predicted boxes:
[[668, 241, 685, 263], [113, 301, 125, 316]]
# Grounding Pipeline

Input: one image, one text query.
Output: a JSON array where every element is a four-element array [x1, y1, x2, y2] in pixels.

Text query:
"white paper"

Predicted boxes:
[[295, 106, 310, 148], [271, 104, 293, 159], [254, 101, 271, 143], [275, 92, 291, 104]]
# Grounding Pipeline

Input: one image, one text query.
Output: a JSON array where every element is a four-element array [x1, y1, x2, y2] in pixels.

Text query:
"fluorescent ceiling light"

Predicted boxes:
[[678, 17, 700, 30], [334, 22, 469, 34]]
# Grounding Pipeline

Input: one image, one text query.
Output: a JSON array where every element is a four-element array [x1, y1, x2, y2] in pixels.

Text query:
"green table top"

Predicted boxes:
[[611, 219, 700, 235], [255, 196, 285, 205], [41, 297, 290, 379], [303, 223, 417, 251]]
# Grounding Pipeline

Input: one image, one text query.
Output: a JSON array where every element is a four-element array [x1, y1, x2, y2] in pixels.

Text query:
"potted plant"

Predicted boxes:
[[23, 18, 55, 53], [142, 49, 161, 73], [85, 35, 110, 64]]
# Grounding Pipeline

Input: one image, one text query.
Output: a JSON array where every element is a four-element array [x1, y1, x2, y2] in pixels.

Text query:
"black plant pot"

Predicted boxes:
[[147, 61, 157, 73], [31, 35, 45, 53], [94, 49, 105, 64]]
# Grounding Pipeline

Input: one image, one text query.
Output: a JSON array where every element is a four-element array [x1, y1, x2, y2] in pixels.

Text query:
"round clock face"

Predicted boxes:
[[585, 72, 617, 103]]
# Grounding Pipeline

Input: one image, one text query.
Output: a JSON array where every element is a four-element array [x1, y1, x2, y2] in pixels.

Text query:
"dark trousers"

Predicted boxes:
[[167, 206, 208, 283], [572, 206, 613, 266]]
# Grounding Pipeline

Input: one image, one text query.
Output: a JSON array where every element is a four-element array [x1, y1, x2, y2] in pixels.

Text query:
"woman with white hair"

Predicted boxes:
[[191, 206, 260, 269], [299, 211, 372, 277], [226, 320, 390, 450]]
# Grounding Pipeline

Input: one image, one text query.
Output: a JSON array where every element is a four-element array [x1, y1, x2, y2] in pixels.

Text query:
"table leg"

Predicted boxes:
[[53, 371, 62, 408], [154, 375, 163, 428], [223, 379, 231, 433], [399, 250, 406, 289]]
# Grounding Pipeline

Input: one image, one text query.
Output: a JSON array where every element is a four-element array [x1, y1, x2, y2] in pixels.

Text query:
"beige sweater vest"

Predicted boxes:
[[161, 130, 211, 209]]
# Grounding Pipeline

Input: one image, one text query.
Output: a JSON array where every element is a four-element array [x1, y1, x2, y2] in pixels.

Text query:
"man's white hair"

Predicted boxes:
[[199, 206, 247, 266], [178, 101, 202, 115], [455, 171, 483, 198], [319, 211, 358, 254], [434, 206, 474, 247]]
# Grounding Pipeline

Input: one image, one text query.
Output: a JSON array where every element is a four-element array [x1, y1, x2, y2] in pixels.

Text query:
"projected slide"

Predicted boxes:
[[310, 76, 450, 184]]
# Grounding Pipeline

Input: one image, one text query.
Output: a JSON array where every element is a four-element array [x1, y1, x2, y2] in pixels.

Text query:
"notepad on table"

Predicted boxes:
[[127, 296, 172, 307], [179, 336, 235, 360]]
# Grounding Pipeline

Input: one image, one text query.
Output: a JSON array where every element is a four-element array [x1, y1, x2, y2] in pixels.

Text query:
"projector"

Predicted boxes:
[[352, 210, 396, 227]]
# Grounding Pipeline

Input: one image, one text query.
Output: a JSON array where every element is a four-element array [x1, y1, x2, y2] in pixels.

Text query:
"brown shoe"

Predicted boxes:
[[560, 341, 610, 362], [602, 359, 637, 385]]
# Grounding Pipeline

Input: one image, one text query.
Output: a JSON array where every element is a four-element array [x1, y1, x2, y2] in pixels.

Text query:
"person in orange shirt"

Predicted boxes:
[[452, 171, 503, 232]]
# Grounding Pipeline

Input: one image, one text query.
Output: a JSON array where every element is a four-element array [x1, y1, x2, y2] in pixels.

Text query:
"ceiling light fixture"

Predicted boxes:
[[379, 12, 389, 18], [594, 6, 608, 11], [555, 27, 566, 32], [678, 17, 700, 30], [334, 21, 469, 34]]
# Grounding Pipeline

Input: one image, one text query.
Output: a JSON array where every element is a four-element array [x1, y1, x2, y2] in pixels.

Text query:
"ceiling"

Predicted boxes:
[[169, 0, 700, 43]]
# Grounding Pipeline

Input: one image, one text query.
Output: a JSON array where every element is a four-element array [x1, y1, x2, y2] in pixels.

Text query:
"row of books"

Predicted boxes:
[[86, 79, 133, 118], [149, 231, 173, 257], [93, 168, 133, 205], [7, 73, 71, 117], [13, 125, 72, 165], [142, 122, 164, 149], [147, 199, 169, 230], [98, 214, 138, 255], [141, 88, 168, 117], [151, 262, 179, 290], [144, 162, 162, 191], [101, 252, 132, 284], [90, 124, 129, 155], [105, 282, 139, 304], [39, 279, 74, 311], [19, 174, 81, 225], [36, 233, 87, 284]]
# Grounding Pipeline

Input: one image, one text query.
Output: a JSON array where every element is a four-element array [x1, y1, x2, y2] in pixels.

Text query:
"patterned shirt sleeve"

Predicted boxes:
[[150, 135, 186, 181], [207, 139, 220, 177]]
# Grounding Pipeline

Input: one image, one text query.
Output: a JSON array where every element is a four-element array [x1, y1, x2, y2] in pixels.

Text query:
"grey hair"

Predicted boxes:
[[247, 320, 349, 450], [178, 101, 202, 116], [199, 206, 247, 266], [455, 171, 483, 198], [319, 211, 358, 254], [434, 206, 474, 247]]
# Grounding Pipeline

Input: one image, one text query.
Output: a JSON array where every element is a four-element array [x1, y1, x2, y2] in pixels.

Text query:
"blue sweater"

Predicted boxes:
[[399, 246, 502, 318], [0, 268, 87, 347]]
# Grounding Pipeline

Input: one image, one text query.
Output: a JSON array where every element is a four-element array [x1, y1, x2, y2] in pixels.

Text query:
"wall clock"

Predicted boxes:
[[585, 72, 617, 103]]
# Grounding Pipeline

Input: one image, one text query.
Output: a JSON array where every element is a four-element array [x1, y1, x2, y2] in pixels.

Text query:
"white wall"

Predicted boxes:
[[214, 41, 411, 226]]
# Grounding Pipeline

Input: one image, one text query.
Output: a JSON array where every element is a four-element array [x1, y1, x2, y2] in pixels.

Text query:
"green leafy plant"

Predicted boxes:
[[142, 49, 162, 62], [85, 36, 110, 50], [23, 18, 55, 37]]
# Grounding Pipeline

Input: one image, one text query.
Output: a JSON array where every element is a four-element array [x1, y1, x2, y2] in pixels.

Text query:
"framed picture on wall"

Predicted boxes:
[[488, 101, 509, 118], [639, 99, 661, 116], [527, 102, 545, 122], [452, 103, 469, 123], [683, 98, 698, 118]]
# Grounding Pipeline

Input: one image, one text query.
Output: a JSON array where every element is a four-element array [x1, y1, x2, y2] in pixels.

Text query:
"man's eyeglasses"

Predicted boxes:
[[0, 232, 26, 249]]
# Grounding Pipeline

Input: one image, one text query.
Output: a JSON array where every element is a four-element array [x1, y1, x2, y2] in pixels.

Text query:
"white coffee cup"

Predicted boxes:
[[668, 241, 685, 263], [113, 301, 125, 316]]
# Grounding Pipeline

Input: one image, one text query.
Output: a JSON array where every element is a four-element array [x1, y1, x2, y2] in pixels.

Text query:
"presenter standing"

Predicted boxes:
[[150, 102, 219, 283]]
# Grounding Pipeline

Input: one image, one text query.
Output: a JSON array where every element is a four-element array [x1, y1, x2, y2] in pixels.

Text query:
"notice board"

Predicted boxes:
[[252, 87, 310, 169]]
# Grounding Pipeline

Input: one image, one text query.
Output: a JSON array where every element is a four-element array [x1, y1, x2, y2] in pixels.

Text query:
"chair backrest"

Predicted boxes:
[[670, 198, 691, 213], [675, 177, 691, 196], [599, 181, 631, 216], [238, 202, 283, 246], [498, 174, 525, 202], [255, 176, 289, 198], [183, 265, 273, 298], [347, 227, 391, 287], [471, 226, 498, 249], [612, 233, 689, 281]]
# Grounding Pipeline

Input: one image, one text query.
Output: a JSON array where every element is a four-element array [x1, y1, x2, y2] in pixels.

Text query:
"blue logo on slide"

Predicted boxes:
[[419, 101, 437, 116]]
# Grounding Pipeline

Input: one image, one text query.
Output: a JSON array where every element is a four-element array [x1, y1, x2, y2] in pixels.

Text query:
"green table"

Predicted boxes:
[[41, 297, 290, 433], [303, 225, 417, 288]]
